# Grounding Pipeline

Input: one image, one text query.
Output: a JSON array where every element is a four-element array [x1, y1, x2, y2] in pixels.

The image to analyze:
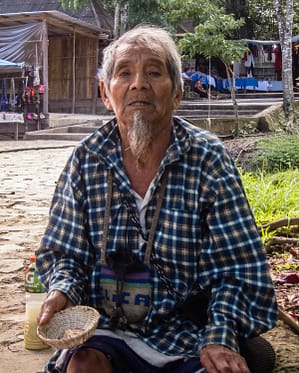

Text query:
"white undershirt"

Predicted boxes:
[[132, 185, 152, 249]]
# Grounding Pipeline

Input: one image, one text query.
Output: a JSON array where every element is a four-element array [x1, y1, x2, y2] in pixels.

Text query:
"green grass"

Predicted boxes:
[[238, 134, 299, 229], [241, 168, 299, 226], [250, 135, 299, 173]]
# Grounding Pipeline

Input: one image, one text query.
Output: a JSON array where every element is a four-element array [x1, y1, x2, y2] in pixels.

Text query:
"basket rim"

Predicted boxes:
[[37, 305, 100, 349]]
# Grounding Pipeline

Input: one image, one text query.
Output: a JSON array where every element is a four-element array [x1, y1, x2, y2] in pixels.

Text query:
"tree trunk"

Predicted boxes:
[[113, 1, 121, 39], [274, 0, 296, 133], [90, 0, 101, 28], [225, 63, 240, 137]]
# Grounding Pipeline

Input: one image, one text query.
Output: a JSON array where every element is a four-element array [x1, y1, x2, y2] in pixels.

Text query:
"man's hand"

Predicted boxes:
[[200, 344, 250, 373], [38, 290, 74, 325]]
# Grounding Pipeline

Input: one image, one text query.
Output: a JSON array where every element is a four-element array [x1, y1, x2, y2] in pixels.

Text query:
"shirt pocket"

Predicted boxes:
[[153, 204, 203, 293]]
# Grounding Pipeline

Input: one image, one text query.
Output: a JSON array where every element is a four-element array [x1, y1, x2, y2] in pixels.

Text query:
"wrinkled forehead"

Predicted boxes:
[[114, 42, 167, 64]]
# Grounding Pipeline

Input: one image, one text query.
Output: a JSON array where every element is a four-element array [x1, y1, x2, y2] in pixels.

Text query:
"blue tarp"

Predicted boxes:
[[292, 35, 299, 43], [0, 58, 23, 72]]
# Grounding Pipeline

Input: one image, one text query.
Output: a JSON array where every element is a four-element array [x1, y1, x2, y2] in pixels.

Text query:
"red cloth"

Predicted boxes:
[[274, 47, 282, 72]]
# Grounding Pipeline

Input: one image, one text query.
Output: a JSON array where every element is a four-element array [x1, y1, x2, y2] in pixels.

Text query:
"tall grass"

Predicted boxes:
[[250, 135, 299, 173], [241, 169, 299, 226], [239, 134, 299, 227]]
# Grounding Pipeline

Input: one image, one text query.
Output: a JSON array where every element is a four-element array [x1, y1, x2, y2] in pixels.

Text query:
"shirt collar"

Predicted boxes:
[[83, 116, 192, 171]]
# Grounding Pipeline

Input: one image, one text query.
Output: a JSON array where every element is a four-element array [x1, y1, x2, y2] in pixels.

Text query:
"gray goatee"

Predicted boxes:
[[127, 111, 153, 165]]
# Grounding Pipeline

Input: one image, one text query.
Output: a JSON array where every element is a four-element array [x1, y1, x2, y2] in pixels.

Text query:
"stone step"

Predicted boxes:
[[23, 94, 288, 141], [24, 122, 101, 141], [67, 125, 100, 133], [24, 131, 90, 141], [235, 91, 299, 99], [176, 109, 267, 117], [178, 103, 270, 110]]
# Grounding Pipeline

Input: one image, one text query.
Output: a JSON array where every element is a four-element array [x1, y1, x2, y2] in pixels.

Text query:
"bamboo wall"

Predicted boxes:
[[48, 34, 98, 114]]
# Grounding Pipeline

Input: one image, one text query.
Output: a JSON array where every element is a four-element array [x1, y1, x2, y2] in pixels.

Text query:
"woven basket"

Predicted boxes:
[[37, 305, 100, 349]]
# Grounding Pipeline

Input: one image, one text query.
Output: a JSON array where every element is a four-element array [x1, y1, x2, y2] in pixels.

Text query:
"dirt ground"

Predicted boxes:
[[0, 139, 298, 373]]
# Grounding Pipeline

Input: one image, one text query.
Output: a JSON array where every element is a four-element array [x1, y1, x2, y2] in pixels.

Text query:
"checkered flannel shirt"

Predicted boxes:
[[36, 116, 277, 357]]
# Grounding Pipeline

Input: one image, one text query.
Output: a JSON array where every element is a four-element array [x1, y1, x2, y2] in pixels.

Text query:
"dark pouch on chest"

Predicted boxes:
[[106, 248, 145, 279]]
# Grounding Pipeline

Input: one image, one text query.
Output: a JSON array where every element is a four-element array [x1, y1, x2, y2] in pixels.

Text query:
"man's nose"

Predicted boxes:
[[130, 72, 150, 90]]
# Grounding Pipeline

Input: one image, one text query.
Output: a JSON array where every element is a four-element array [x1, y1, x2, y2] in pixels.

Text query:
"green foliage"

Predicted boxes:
[[59, 0, 91, 10], [124, 0, 169, 30], [164, 0, 246, 64], [59, 0, 120, 14], [58, 0, 299, 38], [59, 0, 170, 33], [259, 225, 277, 245], [247, 0, 278, 39], [240, 168, 299, 226], [161, 0, 217, 25], [274, 262, 298, 273], [294, 7, 299, 35], [250, 135, 299, 173], [234, 121, 258, 137], [271, 252, 299, 273]]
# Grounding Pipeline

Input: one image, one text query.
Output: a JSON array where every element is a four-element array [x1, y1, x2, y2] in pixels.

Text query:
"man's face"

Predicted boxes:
[[101, 44, 182, 135]]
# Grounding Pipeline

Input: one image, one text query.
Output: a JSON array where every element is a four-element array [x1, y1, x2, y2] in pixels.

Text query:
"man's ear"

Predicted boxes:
[[100, 80, 113, 111], [172, 87, 183, 110]]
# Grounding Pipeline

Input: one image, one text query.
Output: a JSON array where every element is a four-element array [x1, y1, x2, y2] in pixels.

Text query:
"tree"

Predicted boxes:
[[247, 0, 278, 40], [124, 0, 168, 30], [59, 0, 124, 38], [59, 0, 167, 38], [274, 0, 296, 133], [113, 1, 121, 38], [165, 0, 246, 136], [222, 0, 255, 39], [247, 0, 299, 38], [217, 0, 297, 131]]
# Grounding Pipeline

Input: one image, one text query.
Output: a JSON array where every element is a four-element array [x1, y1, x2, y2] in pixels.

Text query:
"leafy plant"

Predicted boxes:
[[240, 168, 299, 226], [259, 225, 278, 245], [235, 121, 259, 137], [274, 263, 299, 273], [249, 135, 299, 173]]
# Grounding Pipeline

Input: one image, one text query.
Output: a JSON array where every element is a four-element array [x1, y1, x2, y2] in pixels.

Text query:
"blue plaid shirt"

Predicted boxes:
[[36, 117, 277, 358]]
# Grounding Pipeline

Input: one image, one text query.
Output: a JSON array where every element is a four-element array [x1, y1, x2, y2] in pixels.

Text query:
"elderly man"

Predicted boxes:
[[36, 25, 277, 373]]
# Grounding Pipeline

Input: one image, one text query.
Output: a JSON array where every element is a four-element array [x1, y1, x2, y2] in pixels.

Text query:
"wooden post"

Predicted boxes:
[[92, 39, 99, 114], [72, 29, 76, 114], [42, 20, 48, 116], [15, 122, 19, 140]]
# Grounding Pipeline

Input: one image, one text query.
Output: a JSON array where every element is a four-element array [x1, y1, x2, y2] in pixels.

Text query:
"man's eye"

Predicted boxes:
[[119, 70, 130, 77], [148, 71, 161, 77]]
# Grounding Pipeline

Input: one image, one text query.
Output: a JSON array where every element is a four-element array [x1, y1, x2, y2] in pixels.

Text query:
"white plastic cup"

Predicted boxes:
[[24, 292, 49, 350]]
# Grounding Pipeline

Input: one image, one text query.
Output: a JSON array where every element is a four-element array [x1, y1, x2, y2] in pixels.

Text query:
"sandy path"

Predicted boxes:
[[0, 140, 76, 373], [0, 139, 298, 373]]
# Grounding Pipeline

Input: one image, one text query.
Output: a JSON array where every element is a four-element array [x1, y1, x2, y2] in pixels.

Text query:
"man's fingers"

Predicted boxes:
[[200, 344, 251, 373], [38, 302, 55, 325], [38, 290, 72, 325]]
